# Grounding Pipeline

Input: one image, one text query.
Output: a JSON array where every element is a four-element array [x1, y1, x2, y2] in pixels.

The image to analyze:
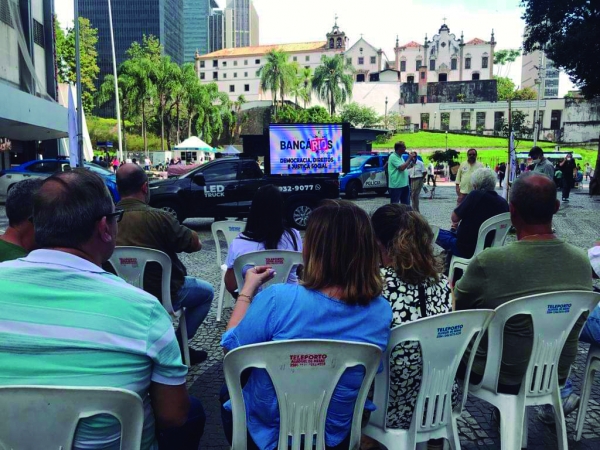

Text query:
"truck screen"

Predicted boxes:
[[269, 124, 343, 175]]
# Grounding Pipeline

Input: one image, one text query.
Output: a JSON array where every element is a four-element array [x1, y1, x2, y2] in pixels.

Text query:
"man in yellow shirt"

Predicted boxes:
[[453, 148, 483, 229]]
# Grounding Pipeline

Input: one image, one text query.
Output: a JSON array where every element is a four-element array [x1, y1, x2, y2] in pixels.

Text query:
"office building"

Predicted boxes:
[[0, 0, 67, 168], [183, 0, 220, 62], [223, 0, 259, 49], [208, 9, 224, 53], [521, 50, 560, 99], [79, 0, 184, 115]]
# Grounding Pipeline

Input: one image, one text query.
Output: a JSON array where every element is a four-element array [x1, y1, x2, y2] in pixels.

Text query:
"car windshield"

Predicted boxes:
[[350, 156, 370, 169], [85, 163, 113, 176]]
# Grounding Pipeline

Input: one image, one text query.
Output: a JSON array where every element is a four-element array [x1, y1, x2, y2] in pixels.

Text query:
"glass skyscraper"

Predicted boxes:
[[79, 0, 183, 114], [183, 0, 220, 62]]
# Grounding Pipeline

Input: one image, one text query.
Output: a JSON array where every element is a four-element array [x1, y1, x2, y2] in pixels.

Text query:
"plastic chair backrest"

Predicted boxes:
[[108, 247, 173, 313], [223, 339, 382, 450], [472, 212, 512, 256], [370, 310, 493, 435], [211, 220, 246, 267], [233, 250, 303, 290], [0, 386, 144, 450], [477, 291, 600, 396]]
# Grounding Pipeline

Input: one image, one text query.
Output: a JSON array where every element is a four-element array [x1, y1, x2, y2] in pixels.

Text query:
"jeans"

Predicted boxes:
[[435, 229, 462, 258], [389, 185, 410, 205], [173, 276, 214, 339], [157, 396, 206, 450]]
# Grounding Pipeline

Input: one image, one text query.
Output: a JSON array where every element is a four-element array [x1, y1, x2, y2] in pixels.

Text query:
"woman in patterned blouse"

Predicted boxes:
[[370, 204, 456, 442]]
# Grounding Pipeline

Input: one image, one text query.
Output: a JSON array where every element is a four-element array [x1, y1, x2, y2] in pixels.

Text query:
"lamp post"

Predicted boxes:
[[434, 111, 437, 130], [533, 51, 545, 147], [445, 130, 448, 151], [385, 96, 388, 130], [108, 0, 124, 161]]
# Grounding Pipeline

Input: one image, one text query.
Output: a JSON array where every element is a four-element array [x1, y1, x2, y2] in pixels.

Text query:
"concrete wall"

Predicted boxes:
[[401, 80, 497, 104], [562, 98, 600, 143]]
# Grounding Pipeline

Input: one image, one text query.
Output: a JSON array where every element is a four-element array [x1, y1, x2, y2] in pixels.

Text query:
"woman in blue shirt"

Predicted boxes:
[[220, 200, 392, 450]]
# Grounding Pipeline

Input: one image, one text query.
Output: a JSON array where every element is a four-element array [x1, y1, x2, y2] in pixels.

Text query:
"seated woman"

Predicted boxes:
[[224, 184, 302, 296], [370, 204, 456, 436], [220, 200, 392, 450]]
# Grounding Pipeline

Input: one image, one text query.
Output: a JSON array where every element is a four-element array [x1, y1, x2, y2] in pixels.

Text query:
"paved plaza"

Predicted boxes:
[[1, 182, 600, 449]]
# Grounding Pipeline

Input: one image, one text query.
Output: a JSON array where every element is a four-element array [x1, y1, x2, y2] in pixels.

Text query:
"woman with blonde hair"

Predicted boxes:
[[220, 200, 393, 450], [369, 204, 455, 446]]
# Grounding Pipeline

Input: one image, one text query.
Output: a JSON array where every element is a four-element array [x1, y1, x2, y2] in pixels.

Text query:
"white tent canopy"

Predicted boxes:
[[221, 145, 241, 154], [174, 136, 213, 151]]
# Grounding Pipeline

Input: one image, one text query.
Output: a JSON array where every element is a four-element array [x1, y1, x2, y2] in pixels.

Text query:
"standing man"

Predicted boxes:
[[427, 160, 436, 186], [387, 141, 415, 205], [529, 146, 555, 180], [453, 148, 483, 229], [408, 151, 425, 212], [559, 152, 576, 202], [115, 164, 214, 365]]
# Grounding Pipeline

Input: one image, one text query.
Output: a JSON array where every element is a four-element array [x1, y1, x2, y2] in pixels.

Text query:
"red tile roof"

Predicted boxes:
[[198, 42, 328, 59], [400, 41, 422, 49], [466, 38, 487, 45]]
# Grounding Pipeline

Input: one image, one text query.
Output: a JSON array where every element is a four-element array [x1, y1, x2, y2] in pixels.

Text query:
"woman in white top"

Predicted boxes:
[[224, 184, 302, 296]]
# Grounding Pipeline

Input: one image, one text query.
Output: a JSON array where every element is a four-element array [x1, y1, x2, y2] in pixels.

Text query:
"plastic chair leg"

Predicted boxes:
[[498, 399, 526, 450], [447, 417, 461, 450], [521, 407, 528, 448], [552, 389, 568, 450], [575, 361, 598, 440], [179, 313, 191, 368], [217, 267, 226, 322]]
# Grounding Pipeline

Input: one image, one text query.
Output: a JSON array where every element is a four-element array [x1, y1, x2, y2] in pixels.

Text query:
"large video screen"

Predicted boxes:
[[269, 124, 344, 175]]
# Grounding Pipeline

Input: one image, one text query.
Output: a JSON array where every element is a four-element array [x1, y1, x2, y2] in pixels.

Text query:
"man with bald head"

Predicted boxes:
[[455, 173, 592, 413], [115, 163, 213, 365], [0, 169, 205, 449]]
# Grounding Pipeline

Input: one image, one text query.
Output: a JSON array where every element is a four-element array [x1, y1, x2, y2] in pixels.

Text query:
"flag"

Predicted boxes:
[[68, 85, 79, 168], [502, 132, 516, 199]]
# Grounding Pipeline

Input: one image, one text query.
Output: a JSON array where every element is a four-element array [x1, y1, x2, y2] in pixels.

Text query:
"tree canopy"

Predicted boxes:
[[522, 0, 600, 98], [312, 54, 355, 115], [339, 102, 380, 128], [493, 49, 521, 78], [495, 76, 537, 101]]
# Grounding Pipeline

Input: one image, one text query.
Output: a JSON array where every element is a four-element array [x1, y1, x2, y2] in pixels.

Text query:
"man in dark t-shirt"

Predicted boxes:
[[436, 168, 509, 258]]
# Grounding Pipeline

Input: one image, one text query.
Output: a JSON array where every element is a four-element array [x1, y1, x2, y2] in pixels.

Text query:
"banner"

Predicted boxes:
[[502, 132, 516, 199]]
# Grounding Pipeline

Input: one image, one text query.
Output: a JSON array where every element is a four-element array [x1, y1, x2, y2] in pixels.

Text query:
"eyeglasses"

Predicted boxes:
[[102, 209, 124, 223]]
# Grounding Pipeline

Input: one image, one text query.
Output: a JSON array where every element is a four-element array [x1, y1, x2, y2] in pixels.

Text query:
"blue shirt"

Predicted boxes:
[[221, 284, 392, 450]]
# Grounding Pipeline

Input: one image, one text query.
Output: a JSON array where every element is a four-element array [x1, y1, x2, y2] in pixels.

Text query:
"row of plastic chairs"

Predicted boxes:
[[1, 291, 598, 449]]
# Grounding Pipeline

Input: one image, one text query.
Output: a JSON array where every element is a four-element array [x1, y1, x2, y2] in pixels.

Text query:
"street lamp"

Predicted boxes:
[[445, 130, 448, 151], [434, 111, 437, 130], [385, 96, 389, 130]]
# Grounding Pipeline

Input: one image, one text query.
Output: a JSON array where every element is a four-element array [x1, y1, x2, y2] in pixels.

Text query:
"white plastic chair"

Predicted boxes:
[[223, 339, 382, 450], [575, 344, 600, 441], [363, 310, 494, 450], [233, 250, 304, 292], [0, 386, 144, 450], [468, 291, 600, 450], [211, 220, 246, 321], [108, 246, 190, 367], [449, 212, 511, 285]]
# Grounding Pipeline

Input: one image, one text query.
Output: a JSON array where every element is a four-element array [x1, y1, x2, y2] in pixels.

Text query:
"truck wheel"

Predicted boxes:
[[375, 188, 388, 196], [288, 202, 313, 230], [345, 180, 361, 199], [155, 202, 186, 223]]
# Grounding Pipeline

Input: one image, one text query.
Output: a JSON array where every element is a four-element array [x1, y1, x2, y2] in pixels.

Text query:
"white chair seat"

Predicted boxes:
[[575, 344, 600, 441]]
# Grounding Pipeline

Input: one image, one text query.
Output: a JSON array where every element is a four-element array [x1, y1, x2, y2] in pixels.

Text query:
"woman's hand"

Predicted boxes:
[[243, 265, 276, 294]]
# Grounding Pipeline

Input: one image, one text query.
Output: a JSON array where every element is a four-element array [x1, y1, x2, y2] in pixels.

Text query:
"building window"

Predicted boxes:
[[451, 58, 457, 70], [244, 84, 250, 92], [356, 74, 365, 82], [406, 75, 414, 83], [429, 59, 435, 71], [370, 56, 376, 64], [222, 61, 227, 66], [494, 111, 505, 132], [293, 56, 297, 61], [234, 72, 237, 78], [213, 72, 218, 80], [420, 71, 425, 79], [551, 110, 561, 129], [476, 112, 486, 130], [234, 61, 238, 66], [461, 112, 471, 131], [200, 72, 205, 80], [213, 60, 218, 67], [400, 60, 406, 72], [223, 73, 227, 78], [358, 57, 364, 65], [416, 59, 422, 70], [33, 19, 44, 47], [244, 60, 248, 65], [255, 70, 260, 76], [472, 72, 480, 80], [439, 73, 447, 82], [369, 73, 380, 82], [347, 57, 352, 65], [244, 72, 248, 77], [465, 57, 471, 69], [305, 55, 310, 62], [229, 85, 235, 93], [0, 0, 13, 27], [482, 56, 488, 69], [441, 112, 450, 131], [255, 59, 260, 64], [200, 61, 205, 68]]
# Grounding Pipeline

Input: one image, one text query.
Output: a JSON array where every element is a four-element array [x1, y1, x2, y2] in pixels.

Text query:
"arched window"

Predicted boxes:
[[337, 37, 342, 48], [329, 38, 334, 49]]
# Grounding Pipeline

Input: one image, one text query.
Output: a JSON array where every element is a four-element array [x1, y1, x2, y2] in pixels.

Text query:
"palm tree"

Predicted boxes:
[[258, 50, 295, 118], [150, 56, 178, 151], [312, 54, 354, 116], [299, 67, 313, 108]]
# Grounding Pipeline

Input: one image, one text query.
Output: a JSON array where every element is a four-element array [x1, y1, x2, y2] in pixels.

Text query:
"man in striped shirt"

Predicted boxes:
[[0, 169, 204, 450]]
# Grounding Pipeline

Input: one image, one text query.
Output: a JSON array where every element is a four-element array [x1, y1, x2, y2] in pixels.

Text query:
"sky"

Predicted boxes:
[[55, 0, 574, 95]]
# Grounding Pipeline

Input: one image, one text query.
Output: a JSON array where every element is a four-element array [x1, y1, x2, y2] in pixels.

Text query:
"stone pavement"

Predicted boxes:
[[1, 183, 599, 449]]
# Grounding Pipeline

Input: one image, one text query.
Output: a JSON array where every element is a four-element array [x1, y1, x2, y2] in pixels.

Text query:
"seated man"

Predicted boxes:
[[115, 164, 213, 364], [454, 172, 592, 403], [436, 168, 509, 259], [0, 178, 43, 262], [0, 169, 204, 450]]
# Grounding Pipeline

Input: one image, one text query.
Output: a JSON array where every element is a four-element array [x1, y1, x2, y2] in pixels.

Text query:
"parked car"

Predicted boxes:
[[340, 153, 390, 199], [0, 159, 120, 202], [148, 156, 339, 229]]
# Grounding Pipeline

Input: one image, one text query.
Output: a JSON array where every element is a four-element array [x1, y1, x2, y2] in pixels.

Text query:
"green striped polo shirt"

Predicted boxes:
[[0, 250, 188, 450]]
